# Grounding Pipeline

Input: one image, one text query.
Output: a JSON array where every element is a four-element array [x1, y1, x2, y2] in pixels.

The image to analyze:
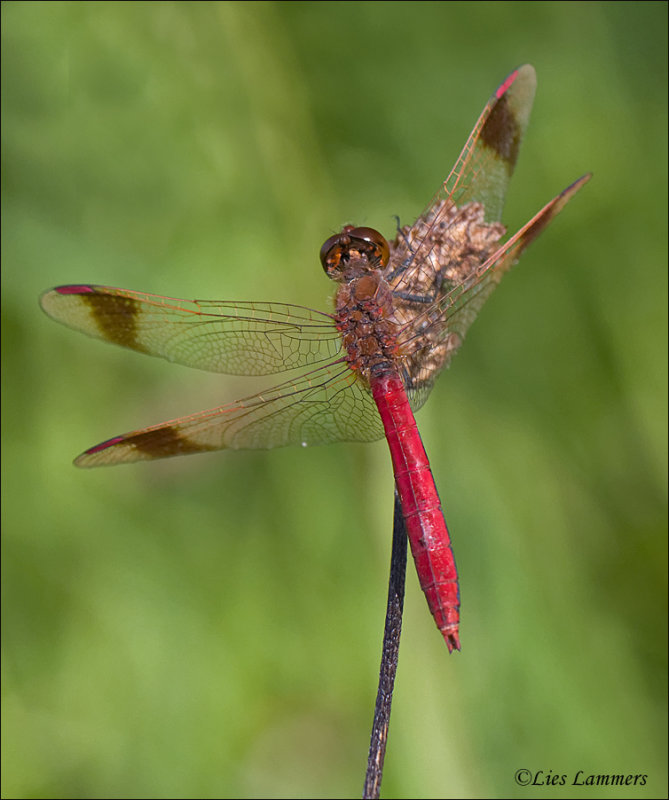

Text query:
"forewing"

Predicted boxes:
[[386, 66, 537, 330], [40, 285, 341, 376], [75, 360, 383, 467], [444, 64, 537, 220], [392, 64, 536, 276]]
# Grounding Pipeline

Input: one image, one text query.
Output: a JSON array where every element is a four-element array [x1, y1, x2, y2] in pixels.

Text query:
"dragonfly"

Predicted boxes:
[[40, 65, 589, 652]]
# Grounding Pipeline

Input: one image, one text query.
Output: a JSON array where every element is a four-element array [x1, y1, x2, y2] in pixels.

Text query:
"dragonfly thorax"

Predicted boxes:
[[334, 271, 400, 383]]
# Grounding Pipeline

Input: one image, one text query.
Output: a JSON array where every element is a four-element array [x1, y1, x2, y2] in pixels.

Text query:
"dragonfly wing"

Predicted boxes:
[[40, 285, 341, 376], [386, 65, 538, 365], [75, 361, 383, 467], [390, 63, 536, 285], [399, 174, 592, 400], [444, 63, 536, 220]]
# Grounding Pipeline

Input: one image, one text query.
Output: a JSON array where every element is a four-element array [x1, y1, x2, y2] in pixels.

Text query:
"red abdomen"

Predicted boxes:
[[371, 372, 460, 652]]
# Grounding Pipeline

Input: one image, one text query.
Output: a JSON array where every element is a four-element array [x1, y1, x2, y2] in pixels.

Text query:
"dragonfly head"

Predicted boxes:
[[320, 226, 390, 283]]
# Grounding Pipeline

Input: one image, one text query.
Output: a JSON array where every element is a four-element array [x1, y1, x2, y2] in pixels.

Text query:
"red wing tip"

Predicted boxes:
[[74, 436, 125, 467], [496, 69, 519, 98], [495, 64, 534, 99], [86, 436, 125, 455], [53, 284, 96, 295]]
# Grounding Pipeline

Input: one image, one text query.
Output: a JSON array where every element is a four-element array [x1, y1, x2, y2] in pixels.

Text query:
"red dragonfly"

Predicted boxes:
[[40, 65, 589, 652]]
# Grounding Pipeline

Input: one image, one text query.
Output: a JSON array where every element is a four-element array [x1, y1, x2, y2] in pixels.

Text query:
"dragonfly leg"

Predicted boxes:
[[392, 214, 409, 243], [391, 268, 445, 305], [385, 218, 418, 284]]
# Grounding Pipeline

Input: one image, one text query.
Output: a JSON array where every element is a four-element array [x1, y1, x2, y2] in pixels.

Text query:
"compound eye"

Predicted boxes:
[[319, 226, 390, 279], [347, 227, 390, 268], [320, 232, 347, 275]]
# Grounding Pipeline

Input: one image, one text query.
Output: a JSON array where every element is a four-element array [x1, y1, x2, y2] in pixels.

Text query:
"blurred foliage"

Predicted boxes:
[[2, 1, 667, 798]]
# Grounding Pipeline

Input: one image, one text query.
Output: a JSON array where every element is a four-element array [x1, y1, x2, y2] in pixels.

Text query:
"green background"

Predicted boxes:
[[2, 2, 666, 798]]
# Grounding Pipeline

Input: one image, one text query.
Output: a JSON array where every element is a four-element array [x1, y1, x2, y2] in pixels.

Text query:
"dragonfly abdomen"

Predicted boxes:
[[370, 371, 460, 652]]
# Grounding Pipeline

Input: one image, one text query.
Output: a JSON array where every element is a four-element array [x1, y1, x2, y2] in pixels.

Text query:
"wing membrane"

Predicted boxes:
[[75, 360, 383, 467], [40, 285, 341, 376], [400, 64, 537, 264], [387, 65, 538, 324], [444, 64, 536, 220]]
